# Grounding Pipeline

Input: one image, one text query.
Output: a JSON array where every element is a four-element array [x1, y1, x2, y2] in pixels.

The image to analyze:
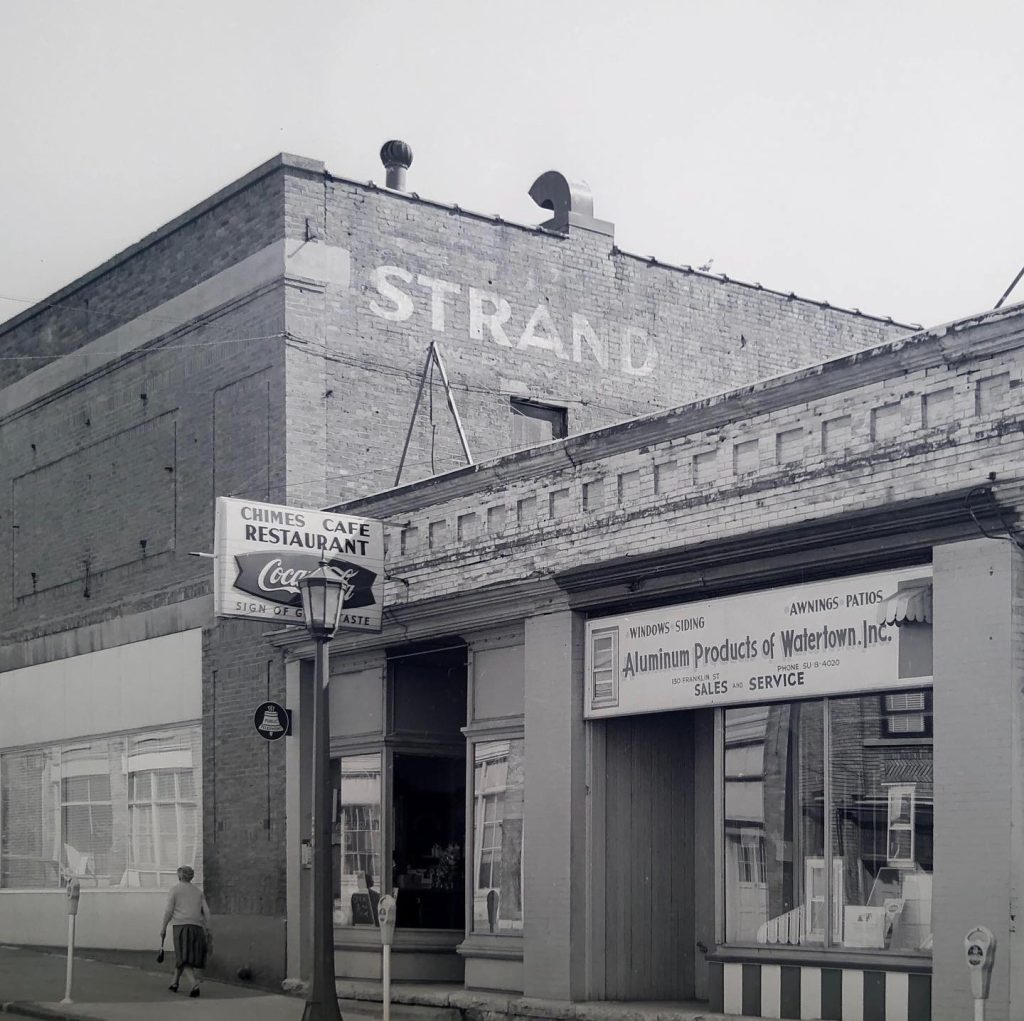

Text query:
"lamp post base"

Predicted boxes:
[[302, 997, 342, 1021]]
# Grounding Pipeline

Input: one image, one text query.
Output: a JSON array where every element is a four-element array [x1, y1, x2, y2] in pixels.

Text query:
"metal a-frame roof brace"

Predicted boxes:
[[394, 341, 474, 488]]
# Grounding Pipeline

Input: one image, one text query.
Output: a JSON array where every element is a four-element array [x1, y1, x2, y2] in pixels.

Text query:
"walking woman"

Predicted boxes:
[[160, 865, 211, 997]]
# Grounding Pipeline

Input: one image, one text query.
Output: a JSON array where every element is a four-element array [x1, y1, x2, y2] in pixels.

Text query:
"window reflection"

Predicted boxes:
[[472, 739, 524, 933], [831, 694, 933, 953], [0, 726, 200, 890], [333, 753, 382, 926], [724, 703, 824, 945], [724, 693, 933, 954]]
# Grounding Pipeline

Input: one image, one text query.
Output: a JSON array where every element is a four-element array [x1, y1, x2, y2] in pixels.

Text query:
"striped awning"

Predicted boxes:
[[877, 582, 932, 625]]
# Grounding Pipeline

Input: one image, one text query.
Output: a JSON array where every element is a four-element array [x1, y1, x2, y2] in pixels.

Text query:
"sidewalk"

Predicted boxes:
[[0, 945, 740, 1021], [0, 945, 299, 1021]]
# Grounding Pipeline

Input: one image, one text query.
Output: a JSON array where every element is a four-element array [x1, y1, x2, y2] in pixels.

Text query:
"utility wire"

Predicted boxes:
[[0, 326, 666, 421], [0, 332, 287, 360], [286, 334, 669, 419], [0, 290, 250, 331]]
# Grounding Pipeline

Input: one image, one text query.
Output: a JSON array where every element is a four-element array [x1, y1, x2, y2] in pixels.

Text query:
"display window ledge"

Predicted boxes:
[[334, 926, 463, 954], [707, 944, 931, 974], [456, 933, 524, 961]]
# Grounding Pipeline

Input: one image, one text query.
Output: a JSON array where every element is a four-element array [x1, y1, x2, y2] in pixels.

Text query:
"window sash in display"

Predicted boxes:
[[472, 739, 524, 934], [723, 692, 933, 955], [0, 726, 201, 890], [334, 753, 382, 926]]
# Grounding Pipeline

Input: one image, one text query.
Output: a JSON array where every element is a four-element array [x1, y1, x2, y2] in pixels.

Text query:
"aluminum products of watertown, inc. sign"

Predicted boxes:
[[214, 497, 384, 632], [585, 566, 933, 719]]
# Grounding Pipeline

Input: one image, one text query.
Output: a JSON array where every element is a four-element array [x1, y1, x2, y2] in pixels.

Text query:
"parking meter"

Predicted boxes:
[[66, 879, 81, 917], [965, 926, 995, 1000], [378, 894, 397, 946], [61, 879, 82, 1003]]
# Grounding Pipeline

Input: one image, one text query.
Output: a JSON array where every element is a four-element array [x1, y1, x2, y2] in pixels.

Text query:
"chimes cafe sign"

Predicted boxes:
[[214, 497, 384, 631]]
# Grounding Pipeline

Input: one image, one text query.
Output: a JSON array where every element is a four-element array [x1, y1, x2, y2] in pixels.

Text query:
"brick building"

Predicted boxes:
[[0, 146, 904, 988], [312, 300, 1024, 1021]]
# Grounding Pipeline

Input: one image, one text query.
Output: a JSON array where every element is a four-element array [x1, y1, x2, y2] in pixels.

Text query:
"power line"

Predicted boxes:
[[0, 325, 667, 420], [286, 334, 670, 419], [0, 332, 287, 361], [0, 290, 234, 332]]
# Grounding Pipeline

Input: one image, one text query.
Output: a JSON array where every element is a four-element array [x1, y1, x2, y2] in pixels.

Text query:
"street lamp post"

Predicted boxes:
[[298, 562, 348, 1021]]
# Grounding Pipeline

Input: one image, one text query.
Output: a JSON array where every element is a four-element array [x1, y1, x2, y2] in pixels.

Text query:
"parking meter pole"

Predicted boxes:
[[61, 879, 81, 1004], [975, 998, 984, 1021], [377, 893, 397, 1021], [60, 915, 76, 1004]]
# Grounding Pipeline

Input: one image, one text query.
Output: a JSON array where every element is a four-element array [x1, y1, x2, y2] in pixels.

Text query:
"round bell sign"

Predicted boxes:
[[254, 701, 289, 741]]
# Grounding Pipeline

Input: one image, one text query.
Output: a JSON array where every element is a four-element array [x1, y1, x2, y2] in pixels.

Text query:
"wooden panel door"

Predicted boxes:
[[603, 711, 695, 1000]]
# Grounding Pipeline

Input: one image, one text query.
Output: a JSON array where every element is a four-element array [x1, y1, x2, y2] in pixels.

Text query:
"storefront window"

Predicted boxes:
[[830, 693, 933, 953], [61, 739, 126, 886], [392, 752, 465, 929], [724, 693, 932, 954], [472, 739, 525, 933], [1, 746, 61, 888], [724, 703, 824, 944], [0, 725, 201, 890], [334, 752, 383, 926], [127, 730, 199, 888]]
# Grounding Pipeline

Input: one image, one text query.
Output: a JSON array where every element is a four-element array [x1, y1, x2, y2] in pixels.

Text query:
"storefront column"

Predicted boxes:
[[932, 538, 1023, 1021], [522, 610, 588, 1002]]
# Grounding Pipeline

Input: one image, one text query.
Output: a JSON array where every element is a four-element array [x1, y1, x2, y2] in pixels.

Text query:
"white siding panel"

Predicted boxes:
[[0, 630, 202, 747]]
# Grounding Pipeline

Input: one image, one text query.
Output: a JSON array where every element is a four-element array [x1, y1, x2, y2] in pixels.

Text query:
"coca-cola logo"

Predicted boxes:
[[234, 552, 376, 609]]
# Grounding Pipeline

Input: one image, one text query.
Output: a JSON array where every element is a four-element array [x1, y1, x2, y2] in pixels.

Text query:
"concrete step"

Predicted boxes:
[[333, 981, 739, 1021], [336, 999, 459, 1021]]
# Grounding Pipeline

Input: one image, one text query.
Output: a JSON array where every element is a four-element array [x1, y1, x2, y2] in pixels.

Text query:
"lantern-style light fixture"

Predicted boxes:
[[298, 561, 348, 639]]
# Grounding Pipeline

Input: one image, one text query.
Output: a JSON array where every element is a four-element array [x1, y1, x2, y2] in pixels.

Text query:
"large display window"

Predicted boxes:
[[0, 725, 201, 890], [723, 691, 933, 954]]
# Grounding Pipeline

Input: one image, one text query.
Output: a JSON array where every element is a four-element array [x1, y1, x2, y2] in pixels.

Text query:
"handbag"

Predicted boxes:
[[156, 934, 165, 964]]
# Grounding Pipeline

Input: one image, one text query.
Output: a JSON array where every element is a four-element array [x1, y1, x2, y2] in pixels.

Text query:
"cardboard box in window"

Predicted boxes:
[[843, 906, 889, 949]]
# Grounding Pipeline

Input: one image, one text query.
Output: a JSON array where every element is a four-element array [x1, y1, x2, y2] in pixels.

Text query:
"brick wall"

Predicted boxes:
[[0, 287, 286, 637], [203, 617, 288, 917], [338, 307, 1024, 607], [282, 170, 907, 505], [0, 160, 291, 389]]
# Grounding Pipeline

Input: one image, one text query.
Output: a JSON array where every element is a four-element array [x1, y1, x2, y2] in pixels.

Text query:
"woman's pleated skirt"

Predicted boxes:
[[173, 924, 208, 968]]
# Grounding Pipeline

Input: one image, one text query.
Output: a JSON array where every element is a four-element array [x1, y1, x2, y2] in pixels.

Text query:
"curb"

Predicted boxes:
[[1, 1004, 95, 1021]]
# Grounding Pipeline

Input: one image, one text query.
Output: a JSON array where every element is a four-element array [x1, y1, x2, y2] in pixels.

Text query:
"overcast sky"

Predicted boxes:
[[2, 0, 1022, 331]]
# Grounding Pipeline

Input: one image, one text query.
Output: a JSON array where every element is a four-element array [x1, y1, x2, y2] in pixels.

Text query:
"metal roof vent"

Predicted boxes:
[[528, 170, 613, 237], [380, 140, 413, 192]]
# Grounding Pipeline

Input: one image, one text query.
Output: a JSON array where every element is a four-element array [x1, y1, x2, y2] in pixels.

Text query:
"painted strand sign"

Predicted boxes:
[[584, 566, 933, 719], [214, 497, 384, 632]]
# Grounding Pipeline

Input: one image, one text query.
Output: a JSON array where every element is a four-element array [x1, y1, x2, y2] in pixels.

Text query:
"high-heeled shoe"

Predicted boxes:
[[189, 987, 201, 998], [168, 984, 178, 993]]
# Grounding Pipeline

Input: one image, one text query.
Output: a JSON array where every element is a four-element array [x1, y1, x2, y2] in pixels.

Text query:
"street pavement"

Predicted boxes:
[[0, 945, 741, 1021], [0, 945, 302, 1021]]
